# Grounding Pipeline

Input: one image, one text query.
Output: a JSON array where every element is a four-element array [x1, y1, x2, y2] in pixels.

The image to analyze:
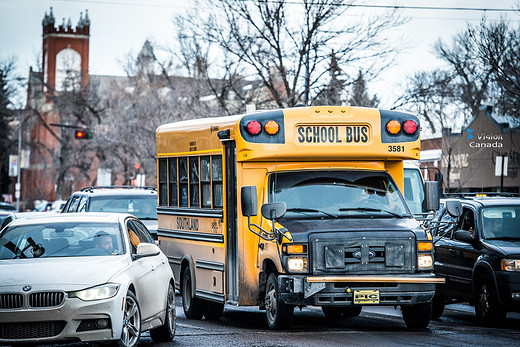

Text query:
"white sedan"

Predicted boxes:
[[0, 213, 175, 347]]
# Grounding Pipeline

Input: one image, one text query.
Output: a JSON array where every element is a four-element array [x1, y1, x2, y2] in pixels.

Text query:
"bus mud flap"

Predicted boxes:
[[304, 282, 326, 299]]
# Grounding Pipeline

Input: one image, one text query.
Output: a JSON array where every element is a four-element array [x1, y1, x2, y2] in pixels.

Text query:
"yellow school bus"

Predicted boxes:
[[156, 106, 441, 329]]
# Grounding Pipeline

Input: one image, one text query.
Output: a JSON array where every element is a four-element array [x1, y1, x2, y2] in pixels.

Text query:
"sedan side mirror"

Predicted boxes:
[[135, 243, 161, 259], [454, 230, 472, 243]]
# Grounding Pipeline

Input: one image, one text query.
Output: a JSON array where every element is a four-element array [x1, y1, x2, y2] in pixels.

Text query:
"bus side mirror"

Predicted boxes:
[[446, 200, 462, 218], [424, 181, 440, 211], [261, 202, 287, 220], [241, 186, 258, 217]]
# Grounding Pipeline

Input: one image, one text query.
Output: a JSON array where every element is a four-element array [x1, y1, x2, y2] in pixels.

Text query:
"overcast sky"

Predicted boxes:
[[1, 0, 519, 107]]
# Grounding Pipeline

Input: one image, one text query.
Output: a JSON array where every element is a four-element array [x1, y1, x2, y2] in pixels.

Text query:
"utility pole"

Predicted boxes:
[[16, 110, 22, 211]]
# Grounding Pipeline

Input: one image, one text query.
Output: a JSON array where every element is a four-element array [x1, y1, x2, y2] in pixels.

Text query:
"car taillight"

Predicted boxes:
[[402, 120, 418, 135]]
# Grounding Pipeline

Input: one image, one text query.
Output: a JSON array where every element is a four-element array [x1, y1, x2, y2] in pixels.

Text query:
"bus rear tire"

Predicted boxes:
[[182, 267, 204, 320], [265, 273, 294, 329], [401, 301, 432, 329]]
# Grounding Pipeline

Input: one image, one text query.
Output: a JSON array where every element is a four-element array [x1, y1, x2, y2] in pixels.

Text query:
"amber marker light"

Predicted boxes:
[[285, 244, 307, 254], [418, 242, 433, 251], [386, 120, 401, 134], [264, 120, 280, 135], [402, 120, 418, 135]]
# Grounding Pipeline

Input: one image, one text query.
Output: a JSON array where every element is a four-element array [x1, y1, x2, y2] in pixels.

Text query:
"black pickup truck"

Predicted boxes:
[[429, 196, 520, 324]]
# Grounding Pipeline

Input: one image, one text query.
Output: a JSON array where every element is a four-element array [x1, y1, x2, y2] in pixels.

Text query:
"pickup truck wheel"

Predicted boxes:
[[182, 267, 204, 320], [265, 273, 294, 329], [322, 306, 362, 319], [401, 301, 432, 329], [475, 274, 506, 324], [431, 293, 445, 320]]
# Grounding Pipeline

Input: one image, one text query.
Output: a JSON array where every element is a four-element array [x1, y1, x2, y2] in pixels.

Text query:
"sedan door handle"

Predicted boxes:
[[449, 249, 457, 254]]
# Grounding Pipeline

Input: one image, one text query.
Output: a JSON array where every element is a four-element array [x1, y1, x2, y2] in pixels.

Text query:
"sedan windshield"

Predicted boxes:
[[0, 222, 124, 259], [270, 170, 411, 220], [89, 196, 157, 220], [481, 206, 520, 240]]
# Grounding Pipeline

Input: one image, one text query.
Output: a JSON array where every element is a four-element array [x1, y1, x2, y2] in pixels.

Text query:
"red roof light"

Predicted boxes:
[[246, 120, 262, 135], [402, 120, 418, 135]]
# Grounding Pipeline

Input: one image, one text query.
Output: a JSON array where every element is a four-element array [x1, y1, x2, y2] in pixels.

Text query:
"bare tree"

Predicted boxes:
[[470, 19, 520, 119], [175, 0, 404, 108], [0, 56, 19, 198]]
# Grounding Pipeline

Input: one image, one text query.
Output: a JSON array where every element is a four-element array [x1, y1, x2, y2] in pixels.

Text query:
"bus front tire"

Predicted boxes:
[[182, 267, 204, 320], [265, 273, 294, 329], [401, 301, 432, 329]]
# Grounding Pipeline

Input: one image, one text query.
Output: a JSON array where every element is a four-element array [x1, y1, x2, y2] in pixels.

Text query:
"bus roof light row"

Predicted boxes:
[[246, 120, 280, 136], [386, 119, 418, 136]]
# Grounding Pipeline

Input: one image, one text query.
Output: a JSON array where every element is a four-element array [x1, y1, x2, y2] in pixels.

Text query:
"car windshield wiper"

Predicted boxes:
[[485, 236, 520, 241], [338, 207, 405, 218], [286, 208, 337, 218], [138, 217, 158, 220]]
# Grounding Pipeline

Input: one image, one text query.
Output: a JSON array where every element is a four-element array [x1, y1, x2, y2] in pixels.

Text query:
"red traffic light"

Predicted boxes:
[[75, 130, 93, 139]]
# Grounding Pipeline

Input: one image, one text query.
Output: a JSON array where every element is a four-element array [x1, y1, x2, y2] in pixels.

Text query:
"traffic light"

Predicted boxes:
[[75, 130, 93, 140]]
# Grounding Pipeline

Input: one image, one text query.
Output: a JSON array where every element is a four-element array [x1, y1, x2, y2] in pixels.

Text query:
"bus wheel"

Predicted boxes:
[[204, 301, 224, 320], [401, 301, 432, 329], [182, 267, 204, 320], [322, 306, 362, 319], [265, 273, 294, 329]]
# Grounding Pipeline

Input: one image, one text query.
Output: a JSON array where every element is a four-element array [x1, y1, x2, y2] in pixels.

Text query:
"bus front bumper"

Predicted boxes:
[[278, 274, 444, 307]]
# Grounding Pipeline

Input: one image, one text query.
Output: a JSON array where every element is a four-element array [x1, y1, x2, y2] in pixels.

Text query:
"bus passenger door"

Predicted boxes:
[[224, 140, 239, 304]]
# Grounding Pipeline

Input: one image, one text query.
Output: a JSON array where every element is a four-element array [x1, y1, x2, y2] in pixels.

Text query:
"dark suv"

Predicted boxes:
[[429, 196, 520, 324], [62, 186, 158, 239]]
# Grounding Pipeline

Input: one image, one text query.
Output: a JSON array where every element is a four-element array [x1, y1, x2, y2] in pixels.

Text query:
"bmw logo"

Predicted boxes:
[[22, 285, 32, 292]]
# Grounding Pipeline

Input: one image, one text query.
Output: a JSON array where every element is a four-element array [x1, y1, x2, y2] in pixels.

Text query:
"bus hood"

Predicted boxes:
[[280, 217, 419, 241]]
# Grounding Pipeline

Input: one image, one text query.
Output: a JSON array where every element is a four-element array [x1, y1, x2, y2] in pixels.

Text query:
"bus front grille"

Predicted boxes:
[[311, 235, 415, 275]]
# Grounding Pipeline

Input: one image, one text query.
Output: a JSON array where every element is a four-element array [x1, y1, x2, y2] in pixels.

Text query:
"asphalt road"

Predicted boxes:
[[134, 295, 520, 347]]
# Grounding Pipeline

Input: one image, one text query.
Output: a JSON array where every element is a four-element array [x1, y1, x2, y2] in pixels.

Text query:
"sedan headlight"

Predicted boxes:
[[502, 259, 520, 271], [417, 254, 433, 269], [69, 284, 120, 301]]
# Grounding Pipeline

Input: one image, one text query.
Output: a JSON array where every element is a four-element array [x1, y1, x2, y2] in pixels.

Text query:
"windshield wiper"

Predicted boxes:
[[286, 208, 337, 218], [338, 207, 405, 218], [138, 217, 158, 220], [485, 236, 520, 241]]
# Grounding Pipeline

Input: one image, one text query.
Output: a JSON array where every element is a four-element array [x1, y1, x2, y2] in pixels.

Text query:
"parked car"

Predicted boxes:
[[0, 213, 175, 346], [429, 196, 520, 324], [0, 211, 44, 231], [0, 202, 15, 211], [61, 186, 158, 239]]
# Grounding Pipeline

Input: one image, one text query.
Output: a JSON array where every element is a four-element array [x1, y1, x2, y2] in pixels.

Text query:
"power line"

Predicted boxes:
[[50, 0, 519, 13]]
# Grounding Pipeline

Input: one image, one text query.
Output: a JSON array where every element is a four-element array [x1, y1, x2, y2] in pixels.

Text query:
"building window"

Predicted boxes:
[[158, 158, 167, 206]]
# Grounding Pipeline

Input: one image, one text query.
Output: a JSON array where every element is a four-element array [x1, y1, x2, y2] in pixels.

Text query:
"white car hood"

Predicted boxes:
[[0, 256, 130, 290]]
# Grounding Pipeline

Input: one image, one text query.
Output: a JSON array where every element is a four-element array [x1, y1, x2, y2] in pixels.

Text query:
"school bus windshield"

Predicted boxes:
[[269, 170, 411, 221]]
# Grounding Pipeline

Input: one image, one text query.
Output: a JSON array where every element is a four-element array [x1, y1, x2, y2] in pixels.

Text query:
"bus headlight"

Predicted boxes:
[[502, 259, 520, 271], [287, 257, 308, 272], [417, 254, 433, 269]]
